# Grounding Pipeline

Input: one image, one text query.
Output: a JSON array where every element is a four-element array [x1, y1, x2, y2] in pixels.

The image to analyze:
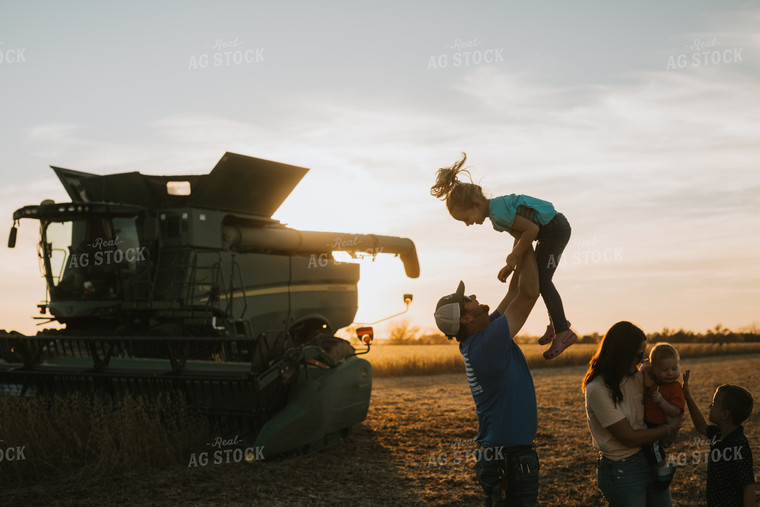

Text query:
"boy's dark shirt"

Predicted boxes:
[[706, 424, 754, 507]]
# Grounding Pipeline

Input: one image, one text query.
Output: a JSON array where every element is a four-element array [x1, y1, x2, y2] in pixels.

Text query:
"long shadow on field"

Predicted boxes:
[[1, 423, 418, 507]]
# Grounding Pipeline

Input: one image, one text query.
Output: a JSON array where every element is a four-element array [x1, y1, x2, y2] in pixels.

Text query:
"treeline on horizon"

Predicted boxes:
[[368, 322, 760, 346]]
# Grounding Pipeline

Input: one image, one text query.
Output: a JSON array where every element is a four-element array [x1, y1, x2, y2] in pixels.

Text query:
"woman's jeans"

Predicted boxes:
[[597, 451, 672, 507], [535, 213, 571, 333]]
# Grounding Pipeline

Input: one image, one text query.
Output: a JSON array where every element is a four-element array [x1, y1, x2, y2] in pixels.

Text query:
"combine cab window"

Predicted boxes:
[[42, 216, 151, 300], [44, 221, 72, 285]]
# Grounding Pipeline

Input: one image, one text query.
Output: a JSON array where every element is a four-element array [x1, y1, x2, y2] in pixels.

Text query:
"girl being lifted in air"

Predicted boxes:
[[431, 153, 576, 359]]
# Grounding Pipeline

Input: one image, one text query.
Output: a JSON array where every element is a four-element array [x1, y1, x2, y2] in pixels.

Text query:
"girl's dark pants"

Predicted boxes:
[[535, 213, 571, 333]]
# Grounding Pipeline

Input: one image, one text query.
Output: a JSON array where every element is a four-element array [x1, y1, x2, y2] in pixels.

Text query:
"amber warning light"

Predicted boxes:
[[356, 327, 374, 344]]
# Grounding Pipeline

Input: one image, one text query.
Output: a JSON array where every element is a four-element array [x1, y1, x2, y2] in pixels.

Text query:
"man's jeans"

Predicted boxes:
[[475, 446, 539, 507], [597, 450, 672, 507]]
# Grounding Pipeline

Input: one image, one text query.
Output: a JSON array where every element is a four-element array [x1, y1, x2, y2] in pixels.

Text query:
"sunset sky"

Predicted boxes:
[[1, 1, 758, 338]]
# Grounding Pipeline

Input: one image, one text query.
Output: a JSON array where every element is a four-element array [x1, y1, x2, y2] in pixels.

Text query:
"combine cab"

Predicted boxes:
[[0, 152, 419, 459]]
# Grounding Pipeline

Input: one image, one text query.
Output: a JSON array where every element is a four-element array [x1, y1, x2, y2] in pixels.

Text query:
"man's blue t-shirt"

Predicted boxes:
[[489, 194, 557, 233], [459, 311, 537, 447]]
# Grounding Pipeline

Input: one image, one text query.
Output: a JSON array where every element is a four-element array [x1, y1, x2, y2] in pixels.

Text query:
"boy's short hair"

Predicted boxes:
[[649, 342, 680, 364], [716, 384, 754, 425]]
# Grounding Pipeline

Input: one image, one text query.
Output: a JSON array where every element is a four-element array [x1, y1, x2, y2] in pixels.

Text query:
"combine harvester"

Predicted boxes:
[[0, 152, 419, 459]]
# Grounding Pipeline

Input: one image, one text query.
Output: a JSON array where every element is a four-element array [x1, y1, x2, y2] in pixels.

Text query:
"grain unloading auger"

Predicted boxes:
[[0, 152, 419, 459]]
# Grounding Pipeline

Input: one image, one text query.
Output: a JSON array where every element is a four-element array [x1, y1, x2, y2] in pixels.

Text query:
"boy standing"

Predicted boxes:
[[683, 370, 755, 506]]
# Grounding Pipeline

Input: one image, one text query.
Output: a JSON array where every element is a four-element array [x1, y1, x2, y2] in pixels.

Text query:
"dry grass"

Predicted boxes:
[[366, 342, 760, 377], [2, 354, 759, 505], [0, 393, 209, 482]]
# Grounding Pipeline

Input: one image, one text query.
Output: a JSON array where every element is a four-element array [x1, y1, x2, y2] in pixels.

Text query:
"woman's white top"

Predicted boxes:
[[585, 372, 646, 461]]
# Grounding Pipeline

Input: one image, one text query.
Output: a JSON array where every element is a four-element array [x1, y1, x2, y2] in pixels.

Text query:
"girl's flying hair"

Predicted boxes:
[[430, 153, 487, 212]]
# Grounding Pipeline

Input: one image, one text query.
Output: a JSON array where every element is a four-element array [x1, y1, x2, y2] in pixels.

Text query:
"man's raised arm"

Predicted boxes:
[[497, 246, 539, 337]]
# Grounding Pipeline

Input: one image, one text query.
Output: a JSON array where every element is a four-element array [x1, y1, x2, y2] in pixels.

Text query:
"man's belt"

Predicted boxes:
[[502, 444, 535, 458]]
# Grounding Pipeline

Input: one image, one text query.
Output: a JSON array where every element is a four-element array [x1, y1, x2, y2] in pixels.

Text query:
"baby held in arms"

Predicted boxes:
[[641, 343, 685, 491]]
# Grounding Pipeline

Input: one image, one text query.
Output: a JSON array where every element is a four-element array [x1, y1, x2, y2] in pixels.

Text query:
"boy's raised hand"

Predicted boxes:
[[639, 359, 655, 388], [681, 369, 707, 436]]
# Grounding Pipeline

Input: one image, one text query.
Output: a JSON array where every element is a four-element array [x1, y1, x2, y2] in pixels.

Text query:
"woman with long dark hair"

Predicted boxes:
[[583, 321, 681, 506]]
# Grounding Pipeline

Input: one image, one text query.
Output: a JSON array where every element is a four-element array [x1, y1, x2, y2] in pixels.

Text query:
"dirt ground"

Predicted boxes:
[[4, 354, 760, 506]]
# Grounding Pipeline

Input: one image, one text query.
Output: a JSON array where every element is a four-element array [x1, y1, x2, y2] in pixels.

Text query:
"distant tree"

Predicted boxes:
[[417, 332, 450, 345], [648, 327, 696, 344], [513, 334, 537, 344], [379, 323, 760, 346], [705, 324, 731, 344], [578, 333, 601, 344], [643, 324, 760, 344], [387, 320, 421, 344]]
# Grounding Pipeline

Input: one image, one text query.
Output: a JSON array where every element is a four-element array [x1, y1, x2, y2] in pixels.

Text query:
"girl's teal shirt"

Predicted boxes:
[[488, 194, 558, 233]]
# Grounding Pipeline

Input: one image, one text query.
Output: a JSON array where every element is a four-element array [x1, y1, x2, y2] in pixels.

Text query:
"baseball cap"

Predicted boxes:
[[434, 281, 469, 339]]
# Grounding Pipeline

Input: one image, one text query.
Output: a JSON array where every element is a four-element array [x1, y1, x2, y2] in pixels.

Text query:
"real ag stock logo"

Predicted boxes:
[[666, 435, 747, 467], [188, 38, 265, 70], [66, 236, 148, 269], [307, 236, 384, 269], [557, 236, 624, 268], [666, 38, 744, 70], [427, 37, 505, 70], [0, 440, 27, 462], [187, 434, 264, 468], [0, 42, 26, 64], [426, 438, 505, 467]]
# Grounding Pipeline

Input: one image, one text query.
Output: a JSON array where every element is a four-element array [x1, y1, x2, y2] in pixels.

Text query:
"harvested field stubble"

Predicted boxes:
[[0, 393, 209, 481], [1, 355, 759, 505]]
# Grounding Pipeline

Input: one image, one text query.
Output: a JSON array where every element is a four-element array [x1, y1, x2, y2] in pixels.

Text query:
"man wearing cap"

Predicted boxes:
[[434, 248, 540, 506]]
